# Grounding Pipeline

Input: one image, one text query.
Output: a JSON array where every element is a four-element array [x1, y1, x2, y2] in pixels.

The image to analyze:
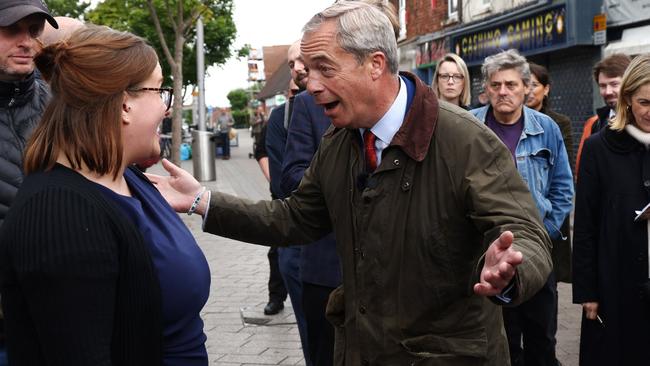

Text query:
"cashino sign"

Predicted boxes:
[[452, 4, 567, 65]]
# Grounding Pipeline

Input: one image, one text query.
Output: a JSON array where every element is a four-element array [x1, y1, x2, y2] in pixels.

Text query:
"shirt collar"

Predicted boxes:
[[360, 76, 408, 144]]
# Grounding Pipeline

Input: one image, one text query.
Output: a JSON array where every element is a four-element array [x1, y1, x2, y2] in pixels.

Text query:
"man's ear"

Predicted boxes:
[[369, 51, 388, 80]]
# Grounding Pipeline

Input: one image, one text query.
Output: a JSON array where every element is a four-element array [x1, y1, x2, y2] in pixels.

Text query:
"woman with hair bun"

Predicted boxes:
[[0, 25, 210, 365]]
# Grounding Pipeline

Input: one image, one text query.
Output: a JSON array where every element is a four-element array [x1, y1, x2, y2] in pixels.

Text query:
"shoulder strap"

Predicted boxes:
[[283, 99, 291, 130]]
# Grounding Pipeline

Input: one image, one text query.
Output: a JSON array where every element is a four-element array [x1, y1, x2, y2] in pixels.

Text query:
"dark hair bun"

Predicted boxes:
[[34, 42, 67, 82]]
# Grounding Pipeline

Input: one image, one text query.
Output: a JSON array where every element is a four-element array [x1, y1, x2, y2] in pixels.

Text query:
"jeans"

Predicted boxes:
[[278, 247, 311, 366]]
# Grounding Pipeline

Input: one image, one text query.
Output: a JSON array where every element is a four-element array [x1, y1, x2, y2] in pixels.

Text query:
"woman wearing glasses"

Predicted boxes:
[[0, 26, 210, 365], [432, 53, 472, 109]]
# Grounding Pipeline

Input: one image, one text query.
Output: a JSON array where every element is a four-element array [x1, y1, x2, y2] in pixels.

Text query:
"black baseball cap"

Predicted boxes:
[[0, 0, 59, 28]]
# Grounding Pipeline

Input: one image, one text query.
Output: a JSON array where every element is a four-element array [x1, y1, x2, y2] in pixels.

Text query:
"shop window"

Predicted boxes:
[[448, 0, 458, 20]]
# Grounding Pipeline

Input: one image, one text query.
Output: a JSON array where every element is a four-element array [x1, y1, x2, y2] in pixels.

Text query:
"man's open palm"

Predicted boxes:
[[474, 231, 523, 297]]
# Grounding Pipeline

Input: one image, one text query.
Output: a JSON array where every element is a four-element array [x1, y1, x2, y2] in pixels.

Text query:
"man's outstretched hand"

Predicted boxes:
[[145, 159, 205, 214], [474, 231, 523, 297]]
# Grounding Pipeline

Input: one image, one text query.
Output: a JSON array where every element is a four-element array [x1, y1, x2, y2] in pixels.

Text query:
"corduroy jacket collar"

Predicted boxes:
[[323, 71, 439, 162]]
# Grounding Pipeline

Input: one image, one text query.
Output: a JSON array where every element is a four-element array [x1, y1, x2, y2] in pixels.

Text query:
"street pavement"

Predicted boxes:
[[149, 128, 582, 365]]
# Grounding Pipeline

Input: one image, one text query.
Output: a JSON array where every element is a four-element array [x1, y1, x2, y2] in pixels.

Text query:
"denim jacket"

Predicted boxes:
[[471, 105, 574, 239]]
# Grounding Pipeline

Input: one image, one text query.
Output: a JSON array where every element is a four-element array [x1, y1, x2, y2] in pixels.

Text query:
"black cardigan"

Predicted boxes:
[[0, 164, 162, 365]]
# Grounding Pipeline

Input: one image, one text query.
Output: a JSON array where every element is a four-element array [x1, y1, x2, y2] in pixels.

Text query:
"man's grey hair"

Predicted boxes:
[[481, 49, 531, 86], [303, 1, 398, 74]]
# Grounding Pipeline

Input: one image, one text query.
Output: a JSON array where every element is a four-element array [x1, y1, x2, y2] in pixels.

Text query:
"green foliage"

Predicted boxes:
[[231, 109, 250, 128], [45, 0, 90, 19], [87, 0, 238, 88], [183, 109, 194, 125], [227, 88, 249, 111]]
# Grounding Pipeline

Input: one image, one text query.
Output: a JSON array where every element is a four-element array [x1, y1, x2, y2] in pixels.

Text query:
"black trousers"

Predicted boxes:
[[503, 273, 558, 366], [302, 282, 336, 366], [267, 247, 287, 303]]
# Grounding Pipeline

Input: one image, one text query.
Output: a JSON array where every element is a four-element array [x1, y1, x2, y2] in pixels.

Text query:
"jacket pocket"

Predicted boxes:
[[400, 328, 488, 360], [528, 147, 553, 193]]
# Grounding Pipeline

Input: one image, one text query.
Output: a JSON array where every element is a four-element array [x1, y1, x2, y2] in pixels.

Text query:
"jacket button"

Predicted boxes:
[[359, 305, 366, 314], [644, 180, 650, 187], [402, 181, 410, 189], [393, 159, 400, 166]]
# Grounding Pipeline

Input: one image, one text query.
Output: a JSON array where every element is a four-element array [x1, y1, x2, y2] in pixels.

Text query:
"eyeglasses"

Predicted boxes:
[[438, 73, 464, 82], [128, 87, 173, 111]]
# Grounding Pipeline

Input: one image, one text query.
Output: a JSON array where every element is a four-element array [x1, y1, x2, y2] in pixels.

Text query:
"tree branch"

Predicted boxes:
[[146, 0, 175, 69], [183, 5, 210, 37], [164, 0, 177, 31]]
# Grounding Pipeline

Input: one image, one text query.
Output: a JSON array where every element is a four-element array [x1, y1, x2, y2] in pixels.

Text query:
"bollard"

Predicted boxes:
[[191, 129, 216, 182]]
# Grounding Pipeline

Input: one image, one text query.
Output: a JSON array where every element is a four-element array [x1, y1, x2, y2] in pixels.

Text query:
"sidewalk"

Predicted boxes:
[[149, 128, 582, 365]]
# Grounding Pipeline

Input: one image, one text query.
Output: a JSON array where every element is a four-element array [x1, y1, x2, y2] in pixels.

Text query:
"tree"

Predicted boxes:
[[226, 88, 249, 110], [45, 0, 90, 18], [227, 88, 250, 128], [88, 0, 238, 165]]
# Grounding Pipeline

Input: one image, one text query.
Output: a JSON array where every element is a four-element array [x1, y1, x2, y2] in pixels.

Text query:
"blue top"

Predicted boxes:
[[96, 168, 210, 366]]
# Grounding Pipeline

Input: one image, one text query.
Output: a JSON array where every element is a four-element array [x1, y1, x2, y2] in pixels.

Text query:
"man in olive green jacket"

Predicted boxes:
[[150, 2, 552, 365]]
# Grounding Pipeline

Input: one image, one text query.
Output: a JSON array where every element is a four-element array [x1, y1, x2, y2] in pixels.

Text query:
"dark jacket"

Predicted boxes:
[[0, 72, 50, 228], [540, 107, 574, 283], [576, 106, 611, 181], [203, 72, 552, 365], [281, 91, 341, 288], [572, 126, 650, 366], [0, 165, 163, 365], [265, 103, 287, 200]]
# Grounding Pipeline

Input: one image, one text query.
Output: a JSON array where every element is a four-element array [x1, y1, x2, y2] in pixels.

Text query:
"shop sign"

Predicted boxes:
[[451, 4, 567, 65], [416, 38, 448, 68]]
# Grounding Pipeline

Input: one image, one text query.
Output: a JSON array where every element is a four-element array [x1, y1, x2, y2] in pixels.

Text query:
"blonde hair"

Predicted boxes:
[[432, 53, 472, 107], [610, 54, 650, 131]]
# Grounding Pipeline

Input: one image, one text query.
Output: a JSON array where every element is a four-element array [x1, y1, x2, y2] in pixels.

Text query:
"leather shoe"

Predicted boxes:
[[264, 301, 284, 315]]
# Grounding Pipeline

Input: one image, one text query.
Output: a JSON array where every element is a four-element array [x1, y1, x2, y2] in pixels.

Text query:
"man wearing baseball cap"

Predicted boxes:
[[0, 2, 58, 363]]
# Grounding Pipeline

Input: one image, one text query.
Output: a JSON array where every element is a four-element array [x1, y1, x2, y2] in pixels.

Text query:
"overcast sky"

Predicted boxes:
[[205, 0, 334, 107]]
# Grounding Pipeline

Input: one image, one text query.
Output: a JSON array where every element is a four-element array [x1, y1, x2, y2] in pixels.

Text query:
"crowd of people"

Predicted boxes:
[[1, 0, 650, 365]]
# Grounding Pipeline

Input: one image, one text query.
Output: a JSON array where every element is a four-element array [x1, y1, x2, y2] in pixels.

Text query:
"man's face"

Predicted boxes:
[[486, 68, 529, 123], [288, 43, 307, 89], [0, 14, 45, 81], [301, 20, 375, 128], [598, 73, 622, 108]]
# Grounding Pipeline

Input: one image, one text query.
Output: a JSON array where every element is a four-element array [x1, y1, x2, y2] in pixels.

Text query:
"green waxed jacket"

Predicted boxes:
[[204, 73, 552, 366]]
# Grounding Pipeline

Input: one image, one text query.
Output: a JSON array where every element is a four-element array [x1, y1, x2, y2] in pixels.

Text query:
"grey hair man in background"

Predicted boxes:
[[471, 49, 573, 366]]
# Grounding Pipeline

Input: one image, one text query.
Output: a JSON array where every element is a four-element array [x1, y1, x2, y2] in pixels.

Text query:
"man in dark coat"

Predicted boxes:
[[281, 84, 341, 366], [575, 53, 631, 179], [0, 1, 59, 360], [263, 43, 312, 364], [150, 2, 553, 365]]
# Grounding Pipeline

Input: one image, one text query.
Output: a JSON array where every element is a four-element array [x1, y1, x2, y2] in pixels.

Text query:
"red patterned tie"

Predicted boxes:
[[363, 129, 378, 172]]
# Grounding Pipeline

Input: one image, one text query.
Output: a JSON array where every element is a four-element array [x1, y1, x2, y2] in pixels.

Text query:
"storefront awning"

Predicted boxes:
[[605, 25, 650, 56]]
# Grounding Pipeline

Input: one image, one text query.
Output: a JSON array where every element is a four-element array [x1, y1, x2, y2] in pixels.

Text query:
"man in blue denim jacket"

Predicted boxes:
[[471, 49, 573, 366]]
